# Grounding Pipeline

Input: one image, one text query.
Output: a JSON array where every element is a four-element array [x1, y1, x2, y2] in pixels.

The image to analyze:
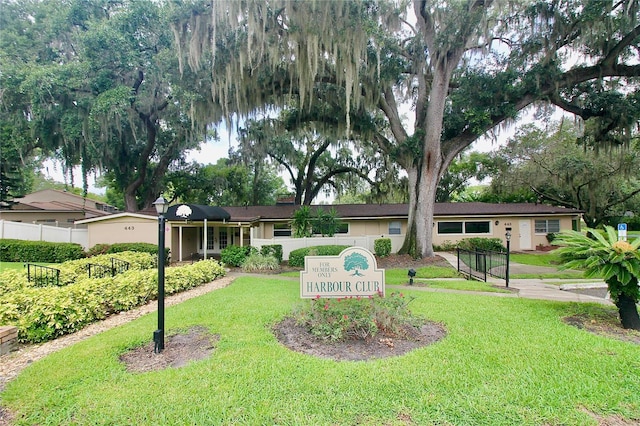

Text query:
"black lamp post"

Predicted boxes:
[[153, 196, 169, 353], [505, 227, 512, 288]]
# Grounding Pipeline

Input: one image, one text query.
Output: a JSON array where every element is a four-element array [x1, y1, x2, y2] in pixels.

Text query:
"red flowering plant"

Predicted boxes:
[[293, 292, 420, 342]]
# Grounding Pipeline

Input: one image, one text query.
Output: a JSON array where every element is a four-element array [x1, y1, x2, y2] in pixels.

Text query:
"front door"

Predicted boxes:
[[519, 220, 532, 250]]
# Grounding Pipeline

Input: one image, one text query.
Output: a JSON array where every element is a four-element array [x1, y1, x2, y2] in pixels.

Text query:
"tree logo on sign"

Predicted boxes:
[[344, 252, 369, 276]]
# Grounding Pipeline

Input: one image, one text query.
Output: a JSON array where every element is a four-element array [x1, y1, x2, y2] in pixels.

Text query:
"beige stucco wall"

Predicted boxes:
[[262, 219, 406, 239], [86, 216, 157, 248], [262, 215, 577, 252], [432, 216, 578, 251]]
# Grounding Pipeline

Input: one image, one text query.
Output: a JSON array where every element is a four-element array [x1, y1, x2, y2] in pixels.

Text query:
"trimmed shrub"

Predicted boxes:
[[0, 239, 85, 263], [260, 245, 283, 264], [457, 237, 505, 252], [220, 245, 255, 267], [0, 259, 226, 343], [288, 245, 350, 268], [374, 238, 392, 257], [107, 242, 158, 255]]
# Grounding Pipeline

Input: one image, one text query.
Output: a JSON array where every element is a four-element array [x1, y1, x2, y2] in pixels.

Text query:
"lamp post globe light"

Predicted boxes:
[[153, 196, 169, 353], [505, 227, 512, 288]]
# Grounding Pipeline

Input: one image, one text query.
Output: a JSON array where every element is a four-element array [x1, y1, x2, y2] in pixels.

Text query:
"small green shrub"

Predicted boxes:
[[293, 291, 420, 342], [433, 240, 457, 251], [457, 237, 505, 252], [242, 253, 280, 272], [288, 245, 350, 268], [220, 245, 255, 267], [546, 233, 557, 244], [374, 238, 392, 257], [87, 244, 111, 257], [260, 245, 283, 264]]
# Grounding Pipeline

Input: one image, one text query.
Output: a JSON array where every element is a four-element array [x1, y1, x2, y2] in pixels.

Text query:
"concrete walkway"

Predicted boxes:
[[435, 252, 612, 305]]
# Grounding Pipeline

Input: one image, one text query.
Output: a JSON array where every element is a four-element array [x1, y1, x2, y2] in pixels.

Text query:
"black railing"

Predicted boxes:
[[457, 248, 508, 283], [111, 258, 130, 274], [87, 263, 113, 278], [26, 263, 60, 287]]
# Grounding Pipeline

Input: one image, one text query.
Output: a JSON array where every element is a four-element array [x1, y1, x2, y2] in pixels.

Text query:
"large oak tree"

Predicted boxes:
[[0, 0, 212, 211], [172, 0, 640, 258]]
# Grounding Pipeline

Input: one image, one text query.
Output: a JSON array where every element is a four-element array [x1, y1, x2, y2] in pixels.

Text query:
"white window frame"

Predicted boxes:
[[388, 221, 402, 235], [534, 219, 560, 234], [273, 222, 292, 237]]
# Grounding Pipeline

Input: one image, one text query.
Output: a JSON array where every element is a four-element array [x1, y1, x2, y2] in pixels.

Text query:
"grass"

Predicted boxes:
[[2, 276, 639, 425], [403, 279, 510, 293], [385, 265, 461, 285], [0, 262, 56, 273], [0, 262, 30, 273], [510, 252, 560, 267]]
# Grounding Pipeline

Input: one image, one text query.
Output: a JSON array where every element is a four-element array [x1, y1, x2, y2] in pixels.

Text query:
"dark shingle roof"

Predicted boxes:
[[221, 203, 582, 222]]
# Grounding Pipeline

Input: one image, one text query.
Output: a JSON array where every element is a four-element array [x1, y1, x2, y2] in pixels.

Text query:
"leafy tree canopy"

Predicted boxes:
[[172, 0, 640, 257]]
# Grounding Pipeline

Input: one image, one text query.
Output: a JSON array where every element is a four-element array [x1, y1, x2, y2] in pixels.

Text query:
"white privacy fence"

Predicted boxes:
[[251, 235, 405, 261], [0, 220, 88, 249]]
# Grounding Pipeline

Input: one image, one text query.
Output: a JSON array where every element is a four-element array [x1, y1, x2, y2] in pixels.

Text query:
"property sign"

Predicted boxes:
[[618, 223, 628, 241], [300, 247, 385, 299]]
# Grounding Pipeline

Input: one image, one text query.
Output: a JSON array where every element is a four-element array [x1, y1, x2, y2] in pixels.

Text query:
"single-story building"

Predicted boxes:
[[0, 189, 118, 228], [76, 202, 582, 261]]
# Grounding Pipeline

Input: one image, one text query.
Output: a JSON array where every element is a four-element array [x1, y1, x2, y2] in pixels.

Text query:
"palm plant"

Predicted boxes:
[[291, 205, 313, 238], [555, 226, 640, 330]]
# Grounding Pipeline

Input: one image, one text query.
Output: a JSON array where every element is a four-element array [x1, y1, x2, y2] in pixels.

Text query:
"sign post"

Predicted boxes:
[[618, 223, 628, 242]]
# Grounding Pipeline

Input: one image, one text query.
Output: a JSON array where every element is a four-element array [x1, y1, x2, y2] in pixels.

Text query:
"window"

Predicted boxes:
[[201, 227, 214, 250], [535, 219, 560, 234], [438, 221, 463, 234], [219, 228, 228, 250], [273, 223, 292, 237], [388, 221, 402, 235], [465, 221, 490, 234], [437, 221, 491, 235], [336, 223, 349, 234]]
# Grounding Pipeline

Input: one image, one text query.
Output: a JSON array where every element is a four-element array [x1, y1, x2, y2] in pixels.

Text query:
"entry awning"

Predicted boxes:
[[164, 204, 231, 222]]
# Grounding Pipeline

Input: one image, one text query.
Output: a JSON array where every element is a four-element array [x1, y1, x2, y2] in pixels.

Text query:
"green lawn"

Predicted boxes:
[[2, 277, 639, 425], [510, 252, 560, 267], [0, 262, 56, 273], [401, 279, 510, 293], [0, 262, 28, 273]]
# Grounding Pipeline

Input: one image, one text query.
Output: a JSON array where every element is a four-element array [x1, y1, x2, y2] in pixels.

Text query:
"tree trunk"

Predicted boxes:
[[616, 293, 640, 330]]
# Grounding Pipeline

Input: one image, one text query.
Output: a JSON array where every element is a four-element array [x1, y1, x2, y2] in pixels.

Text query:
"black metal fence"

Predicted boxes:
[[111, 257, 130, 275], [87, 263, 113, 278], [457, 248, 509, 284], [26, 263, 60, 287], [86, 258, 130, 278]]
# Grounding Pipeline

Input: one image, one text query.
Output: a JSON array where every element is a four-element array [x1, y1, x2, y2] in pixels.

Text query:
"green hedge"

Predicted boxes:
[[457, 237, 506, 252], [0, 259, 226, 343], [0, 239, 85, 263], [87, 242, 169, 262], [288, 245, 350, 268]]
